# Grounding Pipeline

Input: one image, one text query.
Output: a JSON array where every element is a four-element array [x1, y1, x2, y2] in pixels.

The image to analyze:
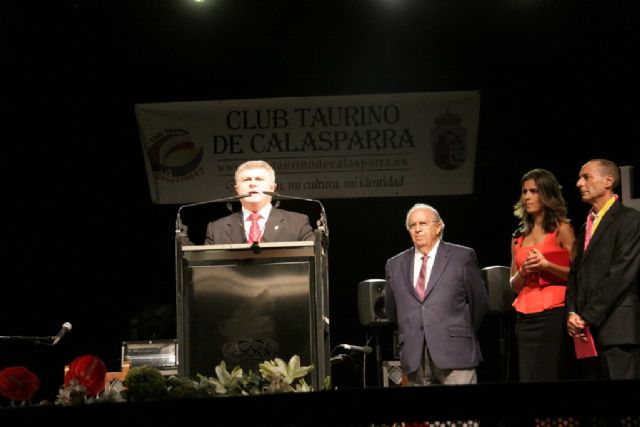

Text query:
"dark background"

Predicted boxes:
[[3, 0, 639, 400]]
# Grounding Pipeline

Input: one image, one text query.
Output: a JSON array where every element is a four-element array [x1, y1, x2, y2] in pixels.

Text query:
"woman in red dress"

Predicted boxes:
[[510, 168, 576, 382]]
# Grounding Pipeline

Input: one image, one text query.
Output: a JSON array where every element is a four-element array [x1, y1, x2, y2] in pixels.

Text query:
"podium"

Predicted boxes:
[[175, 231, 330, 389]]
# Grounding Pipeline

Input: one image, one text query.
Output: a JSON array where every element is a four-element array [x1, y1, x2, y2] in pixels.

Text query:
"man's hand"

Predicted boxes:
[[567, 312, 588, 341]]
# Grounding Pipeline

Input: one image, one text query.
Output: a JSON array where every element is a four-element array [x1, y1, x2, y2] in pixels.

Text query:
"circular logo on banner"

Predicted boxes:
[[147, 129, 204, 181]]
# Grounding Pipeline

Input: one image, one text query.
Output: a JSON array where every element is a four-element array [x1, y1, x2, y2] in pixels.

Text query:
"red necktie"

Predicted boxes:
[[248, 213, 262, 243], [416, 255, 428, 300]]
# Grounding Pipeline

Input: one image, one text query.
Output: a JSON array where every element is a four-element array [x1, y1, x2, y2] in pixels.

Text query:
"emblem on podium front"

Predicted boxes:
[[223, 337, 279, 362]]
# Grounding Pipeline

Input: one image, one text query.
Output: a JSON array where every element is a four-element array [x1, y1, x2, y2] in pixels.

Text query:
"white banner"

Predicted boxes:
[[135, 91, 480, 204]]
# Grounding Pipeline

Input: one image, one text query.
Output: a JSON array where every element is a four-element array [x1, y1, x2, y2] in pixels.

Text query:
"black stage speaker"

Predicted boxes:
[[358, 279, 390, 326], [481, 265, 515, 314]]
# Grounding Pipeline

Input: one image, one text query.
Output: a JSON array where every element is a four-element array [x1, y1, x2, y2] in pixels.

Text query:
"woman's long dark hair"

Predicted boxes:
[[513, 168, 568, 236]]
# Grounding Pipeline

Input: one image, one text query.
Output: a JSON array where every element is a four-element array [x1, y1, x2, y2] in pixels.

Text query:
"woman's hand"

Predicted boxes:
[[523, 248, 549, 273]]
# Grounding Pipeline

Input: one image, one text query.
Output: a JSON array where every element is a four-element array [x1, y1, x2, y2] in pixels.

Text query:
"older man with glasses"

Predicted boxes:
[[384, 203, 488, 385]]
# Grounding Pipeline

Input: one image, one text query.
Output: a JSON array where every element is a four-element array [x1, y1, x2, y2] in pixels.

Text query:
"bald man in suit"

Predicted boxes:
[[384, 203, 488, 385], [566, 159, 640, 380], [205, 160, 314, 244]]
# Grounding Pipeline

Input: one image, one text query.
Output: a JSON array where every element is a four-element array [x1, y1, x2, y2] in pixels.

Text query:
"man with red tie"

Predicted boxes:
[[384, 203, 488, 385], [205, 160, 314, 244]]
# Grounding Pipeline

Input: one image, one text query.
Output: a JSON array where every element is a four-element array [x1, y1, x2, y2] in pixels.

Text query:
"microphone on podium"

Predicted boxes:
[[330, 354, 348, 365], [337, 344, 373, 354], [262, 191, 329, 243], [175, 194, 251, 236]]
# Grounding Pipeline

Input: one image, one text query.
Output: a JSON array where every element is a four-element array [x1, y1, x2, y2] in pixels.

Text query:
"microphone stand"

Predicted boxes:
[[262, 191, 329, 247], [0, 334, 54, 345]]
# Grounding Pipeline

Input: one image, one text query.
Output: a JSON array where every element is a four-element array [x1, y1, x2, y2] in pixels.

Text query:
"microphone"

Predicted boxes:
[[330, 354, 348, 365], [175, 194, 251, 236], [338, 344, 373, 354], [262, 191, 329, 243], [52, 322, 72, 346], [262, 191, 314, 202]]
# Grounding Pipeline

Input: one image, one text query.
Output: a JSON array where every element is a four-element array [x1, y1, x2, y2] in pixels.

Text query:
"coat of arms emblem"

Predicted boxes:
[[431, 110, 467, 170]]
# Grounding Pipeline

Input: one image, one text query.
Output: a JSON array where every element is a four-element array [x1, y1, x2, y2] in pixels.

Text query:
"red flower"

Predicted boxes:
[[0, 366, 40, 401], [64, 355, 106, 396]]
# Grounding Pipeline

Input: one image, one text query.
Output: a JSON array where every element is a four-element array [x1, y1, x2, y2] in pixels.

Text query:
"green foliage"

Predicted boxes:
[[123, 366, 168, 402], [45, 355, 326, 406], [166, 375, 216, 399], [258, 355, 314, 393], [119, 355, 320, 402]]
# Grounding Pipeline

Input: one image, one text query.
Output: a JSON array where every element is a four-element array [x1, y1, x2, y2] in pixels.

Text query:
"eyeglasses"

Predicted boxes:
[[407, 220, 439, 231]]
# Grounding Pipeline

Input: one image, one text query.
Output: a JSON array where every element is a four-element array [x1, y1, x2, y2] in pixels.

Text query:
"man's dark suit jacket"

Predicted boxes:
[[205, 207, 314, 244], [384, 241, 488, 376], [565, 199, 640, 347]]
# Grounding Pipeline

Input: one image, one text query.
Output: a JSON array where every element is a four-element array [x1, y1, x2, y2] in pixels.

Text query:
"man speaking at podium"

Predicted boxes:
[[204, 160, 315, 244]]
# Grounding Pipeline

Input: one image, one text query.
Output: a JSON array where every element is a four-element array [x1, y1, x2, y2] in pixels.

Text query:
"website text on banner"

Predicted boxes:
[[135, 91, 480, 204]]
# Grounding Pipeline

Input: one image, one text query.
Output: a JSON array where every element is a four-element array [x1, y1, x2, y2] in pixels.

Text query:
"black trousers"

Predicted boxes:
[[578, 343, 640, 380]]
